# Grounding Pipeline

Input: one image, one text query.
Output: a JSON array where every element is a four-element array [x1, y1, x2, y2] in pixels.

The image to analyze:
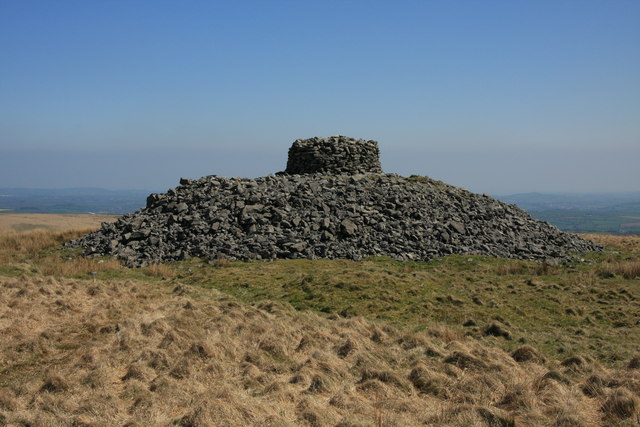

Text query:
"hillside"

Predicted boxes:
[[0, 225, 638, 425]]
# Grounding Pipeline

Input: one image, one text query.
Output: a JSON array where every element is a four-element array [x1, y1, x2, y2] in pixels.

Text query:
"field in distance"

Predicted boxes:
[[0, 213, 117, 232], [0, 215, 639, 425], [499, 192, 640, 235]]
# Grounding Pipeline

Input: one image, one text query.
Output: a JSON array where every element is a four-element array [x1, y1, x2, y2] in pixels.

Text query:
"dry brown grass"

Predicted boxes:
[[573, 268, 599, 287], [209, 257, 232, 268], [38, 256, 123, 276], [0, 228, 174, 279], [492, 260, 557, 277], [142, 263, 177, 278], [581, 233, 640, 252], [0, 225, 639, 425], [0, 229, 90, 260], [0, 274, 638, 426], [599, 261, 640, 280], [0, 212, 117, 231], [0, 229, 125, 277], [494, 262, 532, 276]]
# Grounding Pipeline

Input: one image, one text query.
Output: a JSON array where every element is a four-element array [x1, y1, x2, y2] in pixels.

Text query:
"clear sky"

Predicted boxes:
[[1, 0, 638, 194]]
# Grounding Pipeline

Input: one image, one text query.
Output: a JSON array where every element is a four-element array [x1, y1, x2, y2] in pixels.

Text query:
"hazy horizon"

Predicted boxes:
[[1, 145, 639, 195], [1, 1, 638, 194]]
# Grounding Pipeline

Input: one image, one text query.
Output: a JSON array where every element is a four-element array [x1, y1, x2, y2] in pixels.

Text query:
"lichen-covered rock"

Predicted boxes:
[[70, 137, 601, 266]]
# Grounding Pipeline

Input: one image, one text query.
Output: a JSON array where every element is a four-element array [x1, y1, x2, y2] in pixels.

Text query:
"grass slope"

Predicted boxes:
[[177, 250, 640, 366], [0, 226, 639, 425], [1, 273, 639, 426], [0, 213, 117, 232]]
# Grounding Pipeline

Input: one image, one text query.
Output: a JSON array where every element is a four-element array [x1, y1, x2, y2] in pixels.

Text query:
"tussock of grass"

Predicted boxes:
[[492, 259, 557, 276], [38, 257, 123, 276], [142, 263, 177, 278], [209, 257, 232, 268], [599, 261, 640, 280], [494, 262, 533, 276], [0, 229, 92, 262], [582, 233, 640, 252], [573, 269, 599, 287], [1, 274, 638, 426], [0, 230, 182, 281]]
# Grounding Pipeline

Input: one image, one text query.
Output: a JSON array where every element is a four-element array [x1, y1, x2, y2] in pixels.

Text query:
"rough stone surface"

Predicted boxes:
[[70, 136, 601, 267], [285, 136, 382, 175], [71, 177, 600, 267]]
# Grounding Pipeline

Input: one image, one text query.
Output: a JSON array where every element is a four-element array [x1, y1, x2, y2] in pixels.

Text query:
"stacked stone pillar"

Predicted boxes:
[[285, 136, 383, 175]]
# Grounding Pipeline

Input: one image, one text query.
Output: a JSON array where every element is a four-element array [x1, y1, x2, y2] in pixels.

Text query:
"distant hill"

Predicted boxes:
[[0, 188, 153, 214], [496, 192, 640, 235]]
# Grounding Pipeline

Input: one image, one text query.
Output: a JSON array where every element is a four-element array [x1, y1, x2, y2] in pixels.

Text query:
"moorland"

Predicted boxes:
[[0, 215, 638, 426]]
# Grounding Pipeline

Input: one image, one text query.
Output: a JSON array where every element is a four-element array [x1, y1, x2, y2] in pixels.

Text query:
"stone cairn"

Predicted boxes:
[[285, 136, 383, 175], [71, 136, 601, 266]]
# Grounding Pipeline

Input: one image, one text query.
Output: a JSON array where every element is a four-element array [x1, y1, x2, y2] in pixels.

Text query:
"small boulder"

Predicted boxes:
[[449, 221, 466, 235], [340, 219, 358, 237]]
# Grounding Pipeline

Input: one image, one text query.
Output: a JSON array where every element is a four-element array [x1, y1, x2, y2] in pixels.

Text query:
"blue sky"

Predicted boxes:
[[1, 0, 638, 194]]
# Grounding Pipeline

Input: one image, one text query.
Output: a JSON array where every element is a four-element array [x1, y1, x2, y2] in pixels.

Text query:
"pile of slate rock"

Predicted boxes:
[[71, 136, 601, 266]]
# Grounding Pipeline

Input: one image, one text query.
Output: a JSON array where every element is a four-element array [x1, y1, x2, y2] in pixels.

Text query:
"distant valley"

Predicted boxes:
[[498, 191, 640, 235]]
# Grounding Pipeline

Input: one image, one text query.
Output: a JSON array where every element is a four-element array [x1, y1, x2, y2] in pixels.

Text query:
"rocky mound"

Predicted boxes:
[[72, 136, 600, 266]]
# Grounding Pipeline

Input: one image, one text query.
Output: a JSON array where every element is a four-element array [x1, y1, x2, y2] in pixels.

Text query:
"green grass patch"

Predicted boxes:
[[158, 249, 640, 366], [2, 231, 639, 368]]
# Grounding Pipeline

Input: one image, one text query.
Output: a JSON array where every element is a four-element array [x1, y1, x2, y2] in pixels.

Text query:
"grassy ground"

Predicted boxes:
[[5, 273, 637, 426], [176, 247, 640, 367], [0, 229, 638, 367], [0, 224, 639, 425], [0, 213, 117, 232]]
